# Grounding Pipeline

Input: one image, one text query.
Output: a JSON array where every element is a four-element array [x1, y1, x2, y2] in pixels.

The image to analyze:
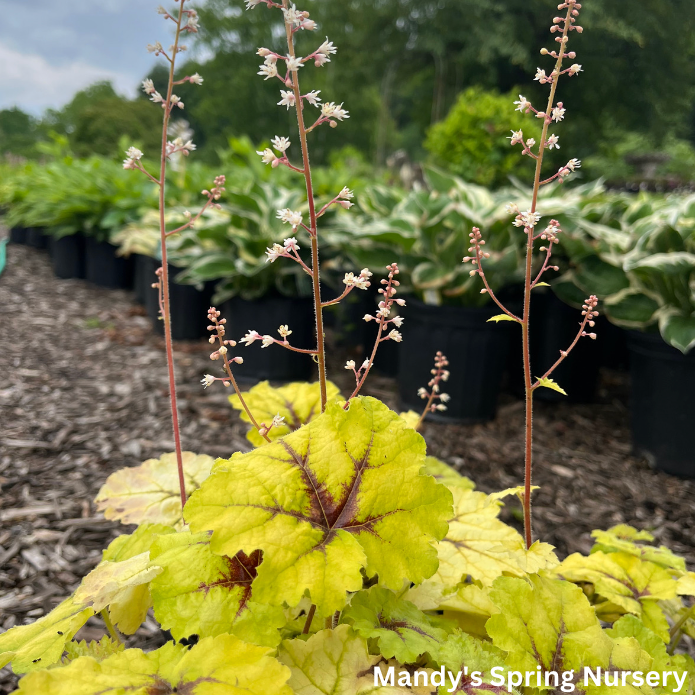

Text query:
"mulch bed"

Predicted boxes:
[[1, 242, 694, 691]]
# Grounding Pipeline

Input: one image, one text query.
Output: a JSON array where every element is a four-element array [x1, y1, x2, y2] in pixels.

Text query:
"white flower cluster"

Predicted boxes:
[[343, 268, 372, 290], [122, 147, 144, 170], [265, 237, 300, 263], [513, 210, 542, 228], [277, 209, 303, 229]]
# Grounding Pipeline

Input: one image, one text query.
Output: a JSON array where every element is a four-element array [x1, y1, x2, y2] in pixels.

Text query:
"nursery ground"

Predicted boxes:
[[1, 242, 694, 692]]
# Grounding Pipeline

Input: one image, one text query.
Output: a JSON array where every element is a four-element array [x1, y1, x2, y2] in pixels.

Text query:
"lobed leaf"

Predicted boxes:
[[420, 457, 475, 491], [149, 530, 286, 646], [62, 636, 124, 664], [341, 586, 449, 663], [185, 397, 453, 617], [15, 634, 293, 694], [229, 380, 342, 446], [95, 451, 214, 529], [536, 377, 568, 396]]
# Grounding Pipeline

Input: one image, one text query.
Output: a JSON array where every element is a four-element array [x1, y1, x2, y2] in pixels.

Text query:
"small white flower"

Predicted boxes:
[[278, 90, 296, 109], [304, 90, 322, 106], [338, 186, 354, 200], [186, 14, 199, 32], [388, 329, 403, 343], [361, 360, 369, 370], [170, 94, 184, 109], [321, 102, 349, 121], [240, 330, 263, 346], [440, 393, 451, 403], [258, 61, 278, 80], [283, 237, 299, 250], [257, 47, 272, 57], [189, 73, 204, 85], [157, 5, 168, 15], [505, 202, 520, 215], [363, 314, 374, 322], [377, 307, 391, 319], [508, 130, 524, 146], [566, 158, 582, 171], [391, 315, 404, 327], [126, 147, 143, 161], [218, 345, 228, 355], [546, 134, 560, 150], [277, 208, 303, 229], [534, 67, 548, 82], [201, 374, 216, 389], [314, 53, 331, 67], [183, 140, 196, 152], [552, 105, 566, 122], [514, 95, 531, 112], [283, 4, 303, 27], [271, 414, 286, 428], [418, 387, 428, 399], [345, 360, 356, 370], [149, 90, 164, 104], [245, 0, 264, 8], [568, 64, 583, 76], [147, 41, 163, 54], [286, 56, 303, 72], [271, 135, 291, 152], [343, 272, 357, 286], [142, 79, 156, 95], [301, 19, 317, 31], [278, 325, 292, 338], [525, 138, 536, 148], [514, 210, 542, 228], [435, 403, 447, 411], [257, 148, 277, 165], [265, 243, 285, 262], [261, 335, 275, 348], [317, 39, 337, 56]]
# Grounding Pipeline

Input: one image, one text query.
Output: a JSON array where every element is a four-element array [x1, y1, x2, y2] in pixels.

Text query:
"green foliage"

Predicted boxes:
[[425, 87, 539, 187], [0, 108, 41, 158]]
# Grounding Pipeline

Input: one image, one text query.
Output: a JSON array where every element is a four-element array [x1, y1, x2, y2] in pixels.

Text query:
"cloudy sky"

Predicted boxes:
[[0, 0, 192, 114]]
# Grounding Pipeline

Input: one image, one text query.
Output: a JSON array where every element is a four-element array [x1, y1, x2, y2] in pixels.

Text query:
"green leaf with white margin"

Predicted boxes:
[[229, 380, 342, 447], [536, 377, 567, 396], [149, 530, 286, 646], [433, 487, 546, 588], [590, 525, 687, 573], [0, 597, 94, 674], [421, 457, 475, 491], [14, 634, 293, 695], [340, 586, 448, 663], [278, 625, 418, 695], [556, 551, 678, 640], [487, 314, 520, 323], [435, 632, 510, 695], [604, 288, 659, 329], [185, 397, 453, 617], [486, 574, 654, 690], [95, 452, 214, 529], [659, 312, 695, 354], [101, 523, 176, 635]]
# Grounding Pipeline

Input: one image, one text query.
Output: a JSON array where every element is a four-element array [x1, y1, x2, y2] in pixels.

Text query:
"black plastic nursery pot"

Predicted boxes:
[[84, 237, 134, 290], [9, 226, 27, 245], [398, 298, 512, 422], [133, 253, 153, 306], [220, 295, 315, 383], [627, 330, 695, 478], [25, 227, 48, 250], [50, 233, 85, 280], [509, 291, 601, 403]]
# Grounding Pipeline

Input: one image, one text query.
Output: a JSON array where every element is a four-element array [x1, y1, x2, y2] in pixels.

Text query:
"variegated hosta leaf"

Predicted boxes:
[[556, 551, 678, 640], [435, 632, 510, 695], [95, 451, 215, 529], [340, 586, 449, 663], [434, 487, 557, 588], [229, 380, 342, 447], [101, 523, 175, 635], [15, 635, 293, 695], [591, 525, 687, 573], [62, 637, 124, 664], [278, 625, 420, 695], [0, 597, 94, 674], [486, 574, 654, 690], [185, 397, 453, 617], [149, 530, 286, 646], [420, 457, 475, 491]]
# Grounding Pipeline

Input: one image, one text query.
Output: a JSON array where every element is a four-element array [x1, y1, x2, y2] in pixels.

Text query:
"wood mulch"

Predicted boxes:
[[1, 242, 694, 691]]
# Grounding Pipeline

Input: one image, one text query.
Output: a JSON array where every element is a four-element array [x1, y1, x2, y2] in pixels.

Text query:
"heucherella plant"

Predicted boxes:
[[2, 2, 695, 694], [461, 0, 599, 549]]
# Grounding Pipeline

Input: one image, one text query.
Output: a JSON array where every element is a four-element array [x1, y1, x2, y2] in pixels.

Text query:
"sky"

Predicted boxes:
[[0, 0, 195, 114]]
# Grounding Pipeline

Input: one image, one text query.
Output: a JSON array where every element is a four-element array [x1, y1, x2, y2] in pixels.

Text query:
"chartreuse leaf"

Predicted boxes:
[[340, 586, 448, 663], [433, 487, 556, 588], [435, 632, 510, 695], [487, 314, 520, 323], [278, 625, 417, 694], [487, 574, 656, 693], [0, 597, 94, 674], [677, 572, 695, 596], [439, 584, 498, 639], [149, 530, 286, 646], [15, 634, 293, 694], [229, 380, 342, 447], [95, 452, 214, 529], [101, 524, 175, 635], [399, 410, 421, 429], [186, 397, 452, 617], [73, 552, 162, 614], [421, 457, 475, 491], [62, 636, 123, 664], [557, 551, 678, 640], [591, 525, 687, 573], [536, 377, 568, 396]]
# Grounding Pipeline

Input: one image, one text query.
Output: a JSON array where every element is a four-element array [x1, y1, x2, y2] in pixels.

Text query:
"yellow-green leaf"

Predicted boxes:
[[488, 486, 539, 504], [149, 530, 286, 646], [102, 523, 176, 562], [95, 452, 214, 529], [15, 634, 293, 694], [420, 457, 475, 491], [340, 586, 448, 663], [62, 636, 124, 664], [399, 410, 421, 429], [0, 597, 94, 674], [536, 377, 567, 396], [229, 380, 342, 447], [487, 314, 520, 323], [186, 397, 453, 617]]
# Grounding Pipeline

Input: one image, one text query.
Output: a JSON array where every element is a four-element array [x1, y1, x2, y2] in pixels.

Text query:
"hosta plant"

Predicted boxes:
[[2, 2, 694, 694]]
